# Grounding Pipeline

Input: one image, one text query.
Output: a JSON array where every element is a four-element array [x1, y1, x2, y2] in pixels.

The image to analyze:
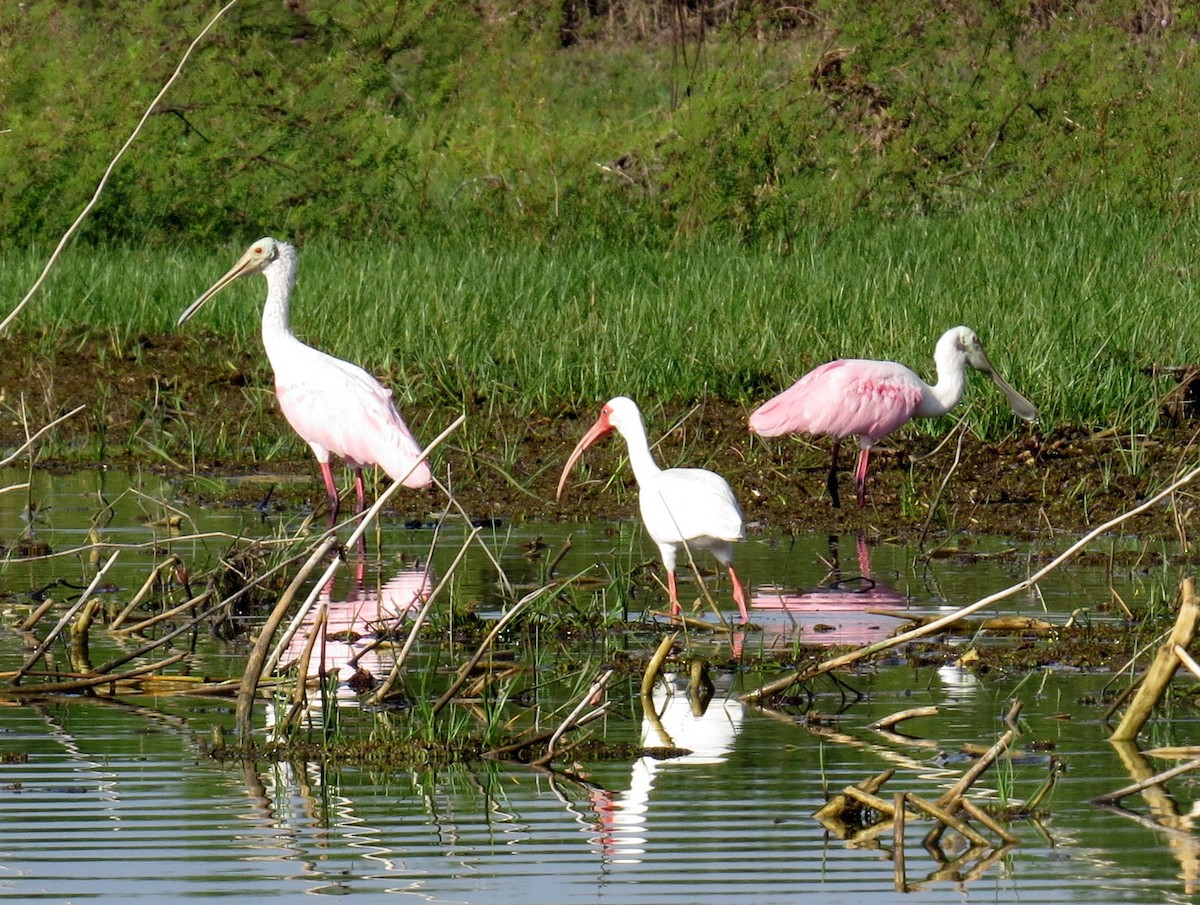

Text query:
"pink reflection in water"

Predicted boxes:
[[282, 563, 432, 685], [749, 536, 910, 646]]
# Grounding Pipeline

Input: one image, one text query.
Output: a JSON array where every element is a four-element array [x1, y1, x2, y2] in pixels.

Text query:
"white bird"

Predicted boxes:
[[557, 396, 749, 622], [178, 237, 433, 521]]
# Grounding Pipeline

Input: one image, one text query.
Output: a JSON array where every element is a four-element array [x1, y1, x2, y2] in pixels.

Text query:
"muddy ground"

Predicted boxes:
[[4, 331, 1200, 549]]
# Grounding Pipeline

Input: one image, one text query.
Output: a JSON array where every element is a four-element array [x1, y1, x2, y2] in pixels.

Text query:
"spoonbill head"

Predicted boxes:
[[558, 396, 749, 622], [749, 326, 1036, 508], [177, 239, 277, 327]]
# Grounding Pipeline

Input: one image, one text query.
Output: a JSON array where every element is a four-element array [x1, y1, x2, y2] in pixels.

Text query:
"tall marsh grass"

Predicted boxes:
[[4, 200, 1198, 438]]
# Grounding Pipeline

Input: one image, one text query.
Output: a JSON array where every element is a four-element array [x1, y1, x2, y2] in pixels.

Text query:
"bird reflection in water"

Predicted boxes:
[[750, 535, 909, 647], [277, 561, 432, 721], [600, 672, 744, 862]]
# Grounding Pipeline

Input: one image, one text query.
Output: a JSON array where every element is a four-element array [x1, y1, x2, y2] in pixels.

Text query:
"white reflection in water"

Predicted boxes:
[[606, 674, 744, 863]]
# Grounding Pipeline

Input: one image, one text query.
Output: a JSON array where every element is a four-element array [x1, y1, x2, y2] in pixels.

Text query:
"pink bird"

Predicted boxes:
[[178, 237, 433, 522], [557, 396, 749, 622], [749, 326, 1037, 508]]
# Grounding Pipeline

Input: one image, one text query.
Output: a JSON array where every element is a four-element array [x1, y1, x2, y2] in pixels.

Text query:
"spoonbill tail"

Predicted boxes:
[[178, 237, 433, 521], [749, 326, 1037, 508], [557, 396, 749, 622]]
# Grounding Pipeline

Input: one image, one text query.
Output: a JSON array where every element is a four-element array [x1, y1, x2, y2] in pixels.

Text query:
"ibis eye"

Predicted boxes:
[[253, 246, 264, 254]]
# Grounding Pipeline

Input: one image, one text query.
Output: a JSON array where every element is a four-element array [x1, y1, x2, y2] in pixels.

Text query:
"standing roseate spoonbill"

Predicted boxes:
[[557, 396, 749, 622], [749, 326, 1037, 508], [178, 237, 433, 522]]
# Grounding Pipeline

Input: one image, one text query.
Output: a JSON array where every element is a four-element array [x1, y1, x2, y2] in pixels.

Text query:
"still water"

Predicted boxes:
[[0, 468, 1197, 903]]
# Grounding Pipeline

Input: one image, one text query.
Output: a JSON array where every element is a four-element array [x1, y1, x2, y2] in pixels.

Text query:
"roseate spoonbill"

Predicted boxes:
[[749, 326, 1037, 508], [556, 396, 749, 622], [178, 237, 433, 521]]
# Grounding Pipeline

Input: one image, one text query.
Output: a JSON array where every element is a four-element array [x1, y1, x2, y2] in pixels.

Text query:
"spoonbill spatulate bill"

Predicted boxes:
[[178, 237, 433, 521], [749, 326, 1037, 508], [557, 396, 749, 622]]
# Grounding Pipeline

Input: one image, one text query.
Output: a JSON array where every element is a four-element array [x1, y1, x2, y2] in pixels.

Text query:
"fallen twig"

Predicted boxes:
[[1110, 577, 1200, 741], [533, 667, 616, 766], [1091, 755, 1200, 805], [641, 631, 678, 697], [369, 525, 483, 704], [0, 652, 188, 698], [13, 551, 120, 684], [0, 405, 87, 467], [432, 585, 548, 715]]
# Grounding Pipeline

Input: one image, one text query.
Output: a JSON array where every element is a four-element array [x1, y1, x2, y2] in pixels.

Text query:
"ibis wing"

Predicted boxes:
[[639, 468, 744, 546]]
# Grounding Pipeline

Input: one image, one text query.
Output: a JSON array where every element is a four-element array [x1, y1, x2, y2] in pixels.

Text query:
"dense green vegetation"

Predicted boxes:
[[4, 0, 1200, 456], [4, 1, 1200, 247], [2, 200, 1196, 437]]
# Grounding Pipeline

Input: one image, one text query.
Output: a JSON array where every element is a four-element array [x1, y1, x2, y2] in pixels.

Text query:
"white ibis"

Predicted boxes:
[[557, 396, 749, 622]]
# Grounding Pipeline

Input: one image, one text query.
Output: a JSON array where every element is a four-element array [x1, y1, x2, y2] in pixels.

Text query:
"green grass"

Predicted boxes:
[[3, 199, 1198, 439]]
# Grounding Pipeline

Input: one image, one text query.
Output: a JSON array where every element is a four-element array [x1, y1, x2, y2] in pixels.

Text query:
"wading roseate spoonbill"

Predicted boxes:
[[749, 326, 1037, 508], [556, 396, 749, 622], [178, 237, 433, 522]]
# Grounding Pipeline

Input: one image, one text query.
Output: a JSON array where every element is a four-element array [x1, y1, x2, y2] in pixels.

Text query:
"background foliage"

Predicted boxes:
[[4, 0, 1200, 248]]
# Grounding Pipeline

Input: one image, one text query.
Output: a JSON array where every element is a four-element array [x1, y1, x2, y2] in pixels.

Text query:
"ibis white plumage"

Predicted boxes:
[[557, 396, 749, 622]]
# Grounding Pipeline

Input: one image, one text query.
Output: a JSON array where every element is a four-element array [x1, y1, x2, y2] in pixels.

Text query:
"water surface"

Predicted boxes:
[[0, 468, 1196, 903]]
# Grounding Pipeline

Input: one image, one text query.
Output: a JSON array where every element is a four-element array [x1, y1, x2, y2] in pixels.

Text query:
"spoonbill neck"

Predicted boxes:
[[916, 349, 969, 418], [259, 243, 301, 358]]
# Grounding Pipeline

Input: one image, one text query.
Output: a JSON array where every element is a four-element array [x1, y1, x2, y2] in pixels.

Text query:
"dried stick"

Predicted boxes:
[[0, 405, 87, 467], [91, 587, 238, 676], [485, 704, 612, 760], [741, 462, 1200, 703], [1092, 755, 1200, 805], [957, 796, 1020, 844], [0, 3, 240, 333], [935, 701, 1023, 815], [906, 792, 992, 847], [12, 551, 120, 684], [533, 667, 616, 766], [1111, 577, 1200, 741], [919, 416, 968, 550], [369, 526, 483, 705], [115, 589, 213, 636], [642, 631, 678, 697], [814, 769, 895, 825], [1174, 644, 1200, 680], [109, 556, 181, 629], [0, 652, 189, 698], [431, 585, 547, 715], [235, 535, 339, 740], [276, 603, 328, 737], [18, 597, 58, 633], [869, 706, 940, 731], [893, 791, 907, 893]]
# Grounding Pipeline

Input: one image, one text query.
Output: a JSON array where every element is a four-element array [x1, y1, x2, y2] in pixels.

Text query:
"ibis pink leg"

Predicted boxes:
[[667, 571, 681, 616], [727, 565, 749, 622]]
